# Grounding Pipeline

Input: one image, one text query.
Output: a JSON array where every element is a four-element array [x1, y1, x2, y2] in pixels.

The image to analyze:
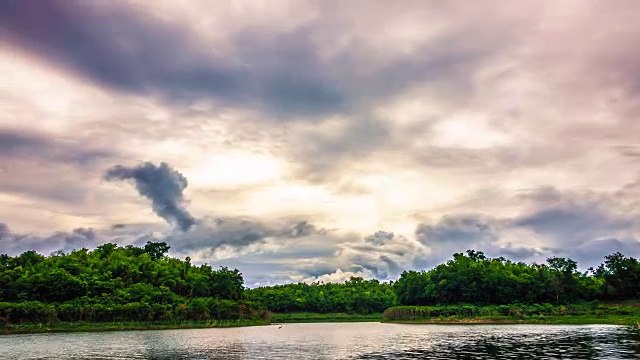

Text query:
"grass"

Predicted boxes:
[[382, 315, 639, 325], [270, 312, 383, 323], [382, 302, 640, 326], [5, 303, 640, 334], [0, 319, 271, 335]]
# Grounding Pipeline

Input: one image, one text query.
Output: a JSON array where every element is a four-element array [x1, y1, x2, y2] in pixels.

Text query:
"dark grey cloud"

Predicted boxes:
[[0, 223, 10, 238], [416, 215, 496, 246], [344, 254, 404, 279], [0, 0, 515, 123], [0, 224, 103, 256], [564, 238, 640, 268], [71, 227, 96, 240], [298, 264, 347, 279], [379, 255, 402, 276], [328, 230, 428, 280], [364, 231, 395, 245], [1, 0, 601, 196], [411, 145, 580, 171], [287, 117, 392, 184], [514, 207, 633, 247], [171, 217, 267, 252], [105, 162, 196, 231], [185, 224, 351, 285], [0, 0, 345, 118], [411, 184, 640, 269], [0, 128, 118, 205], [288, 221, 324, 238], [0, 128, 113, 165], [409, 214, 510, 269], [166, 217, 329, 255], [497, 244, 550, 261], [514, 186, 637, 248]]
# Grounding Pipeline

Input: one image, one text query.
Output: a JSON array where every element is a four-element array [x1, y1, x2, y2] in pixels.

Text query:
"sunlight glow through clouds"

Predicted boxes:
[[2, 0, 640, 284], [430, 114, 512, 149], [186, 153, 283, 188], [0, 53, 105, 132]]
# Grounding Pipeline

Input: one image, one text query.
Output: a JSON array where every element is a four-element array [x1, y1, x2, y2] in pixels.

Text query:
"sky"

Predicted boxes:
[[1, 0, 640, 286]]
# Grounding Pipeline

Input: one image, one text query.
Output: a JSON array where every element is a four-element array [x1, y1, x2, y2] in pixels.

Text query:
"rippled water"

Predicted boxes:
[[0, 323, 638, 359]]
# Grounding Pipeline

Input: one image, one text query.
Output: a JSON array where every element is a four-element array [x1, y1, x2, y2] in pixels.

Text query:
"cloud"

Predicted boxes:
[[303, 268, 377, 284], [71, 227, 96, 241], [289, 220, 324, 238], [3, 0, 640, 286], [325, 231, 429, 280], [0, 0, 530, 124], [364, 231, 395, 246], [0, 224, 103, 256], [0, 0, 345, 118], [411, 185, 640, 269], [167, 217, 269, 253], [105, 162, 196, 231], [514, 206, 633, 247], [0, 223, 10, 238], [165, 217, 328, 256], [416, 215, 497, 247], [0, 128, 120, 208], [0, 128, 112, 165]]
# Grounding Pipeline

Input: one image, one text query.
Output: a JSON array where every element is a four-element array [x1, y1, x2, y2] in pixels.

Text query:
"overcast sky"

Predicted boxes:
[[2, 0, 640, 285]]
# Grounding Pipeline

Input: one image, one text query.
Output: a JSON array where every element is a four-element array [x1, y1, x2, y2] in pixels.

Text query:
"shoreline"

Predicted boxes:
[[0, 319, 271, 335], [270, 312, 383, 323], [4, 313, 638, 335], [382, 316, 639, 326]]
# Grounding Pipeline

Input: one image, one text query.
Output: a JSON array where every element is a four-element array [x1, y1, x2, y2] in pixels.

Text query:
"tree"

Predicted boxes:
[[595, 252, 640, 300], [144, 241, 170, 260]]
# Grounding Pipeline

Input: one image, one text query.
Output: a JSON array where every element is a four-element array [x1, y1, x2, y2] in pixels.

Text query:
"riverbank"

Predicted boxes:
[[383, 303, 640, 326], [383, 315, 638, 325], [0, 313, 384, 335], [4, 305, 639, 335], [270, 312, 382, 323], [0, 319, 271, 335]]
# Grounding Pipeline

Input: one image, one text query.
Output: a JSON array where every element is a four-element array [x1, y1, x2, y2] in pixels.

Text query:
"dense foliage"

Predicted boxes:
[[0, 242, 266, 324], [246, 278, 396, 314], [394, 250, 640, 306], [383, 302, 640, 324], [1, 242, 638, 327]]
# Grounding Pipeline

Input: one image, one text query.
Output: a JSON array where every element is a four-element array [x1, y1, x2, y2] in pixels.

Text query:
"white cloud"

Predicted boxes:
[[2, 0, 640, 283]]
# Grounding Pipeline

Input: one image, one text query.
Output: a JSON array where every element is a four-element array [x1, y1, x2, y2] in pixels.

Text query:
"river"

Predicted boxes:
[[1, 323, 638, 359]]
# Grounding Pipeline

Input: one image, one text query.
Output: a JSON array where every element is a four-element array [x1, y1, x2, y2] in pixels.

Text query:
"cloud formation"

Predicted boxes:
[[0, 0, 346, 118], [2, 1, 640, 284], [0, 223, 103, 256], [105, 162, 196, 231]]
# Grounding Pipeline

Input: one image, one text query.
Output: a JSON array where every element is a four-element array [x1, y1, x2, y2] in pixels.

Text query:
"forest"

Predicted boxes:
[[0, 243, 639, 328], [245, 278, 396, 314], [392, 250, 640, 306], [0, 242, 267, 324]]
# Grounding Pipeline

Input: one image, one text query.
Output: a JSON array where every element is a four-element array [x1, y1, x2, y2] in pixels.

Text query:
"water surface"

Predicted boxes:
[[1, 323, 638, 359]]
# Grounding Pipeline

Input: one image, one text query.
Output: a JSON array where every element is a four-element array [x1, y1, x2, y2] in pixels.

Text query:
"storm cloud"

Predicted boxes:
[[0, 128, 111, 165], [0, 0, 345, 118], [165, 217, 329, 256], [0, 223, 103, 256], [105, 162, 196, 231], [3, 1, 640, 285]]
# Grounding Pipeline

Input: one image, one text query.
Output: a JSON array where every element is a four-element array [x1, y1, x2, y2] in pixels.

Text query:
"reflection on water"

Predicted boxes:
[[0, 323, 638, 359]]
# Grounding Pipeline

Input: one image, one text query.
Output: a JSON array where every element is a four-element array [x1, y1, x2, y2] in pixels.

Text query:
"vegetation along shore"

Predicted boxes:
[[1, 242, 639, 334]]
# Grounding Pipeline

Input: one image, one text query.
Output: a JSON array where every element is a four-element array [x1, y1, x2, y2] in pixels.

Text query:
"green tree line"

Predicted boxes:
[[245, 277, 396, 314], [0, 242, 267, 324], [1, 243, 639, 326], [394, 250, 640, 306]]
